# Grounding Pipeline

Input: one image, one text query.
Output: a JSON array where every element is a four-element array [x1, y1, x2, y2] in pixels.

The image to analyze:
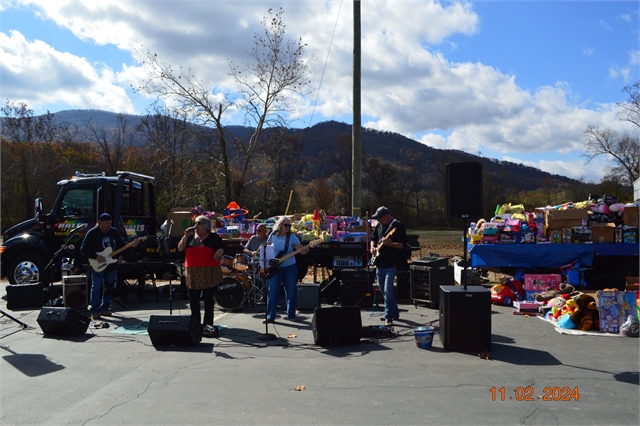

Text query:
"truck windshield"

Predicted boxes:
[[58, 188, 95, 219]]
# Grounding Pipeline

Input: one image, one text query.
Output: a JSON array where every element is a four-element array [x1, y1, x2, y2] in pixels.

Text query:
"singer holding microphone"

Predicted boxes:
[[177, 215, 225, 338]]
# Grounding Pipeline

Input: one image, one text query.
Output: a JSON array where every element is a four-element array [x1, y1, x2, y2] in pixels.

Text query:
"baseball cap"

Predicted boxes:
[[371, 206, 390, 219], [99, 213, 112, 221]]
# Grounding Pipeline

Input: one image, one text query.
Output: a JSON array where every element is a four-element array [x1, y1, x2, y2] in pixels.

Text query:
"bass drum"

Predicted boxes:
[[215, 276, 246, 309]]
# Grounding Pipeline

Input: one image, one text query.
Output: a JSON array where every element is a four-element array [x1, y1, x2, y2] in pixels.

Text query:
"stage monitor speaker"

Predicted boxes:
[[37, 307, 90, 336], [312, 306, 362, 345], [6, 282, 45, 310], [148, 315, 202, 346], [63, 275, 88, 310], [446, 162, 483, 219], [439, 285, 491, 351]]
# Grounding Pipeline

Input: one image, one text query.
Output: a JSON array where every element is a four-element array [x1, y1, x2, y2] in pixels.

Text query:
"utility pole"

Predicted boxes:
[[352, 0, 362, 218]]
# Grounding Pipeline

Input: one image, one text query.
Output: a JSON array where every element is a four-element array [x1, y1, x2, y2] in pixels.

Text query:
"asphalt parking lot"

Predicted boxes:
[[1, 279, 639, 426]]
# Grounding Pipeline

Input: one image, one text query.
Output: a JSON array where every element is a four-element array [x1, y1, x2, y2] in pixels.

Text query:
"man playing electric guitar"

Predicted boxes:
[[370, 206, 406, 326], [80, 213, 141, 320]]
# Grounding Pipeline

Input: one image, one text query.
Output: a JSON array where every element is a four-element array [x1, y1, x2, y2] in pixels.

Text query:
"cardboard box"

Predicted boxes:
[[623, 206, 638, 227], [591, 223, 615, 243], [626, 276, 639, 292], [524, 274, 562, 291], [167, 211, 192, 236], [545, 209, 588, 229], [513, 301, 541, 310], [598, 290, 638, 333]]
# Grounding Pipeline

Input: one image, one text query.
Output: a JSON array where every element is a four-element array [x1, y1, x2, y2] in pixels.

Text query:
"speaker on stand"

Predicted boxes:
[[63, 275, 88, 310]]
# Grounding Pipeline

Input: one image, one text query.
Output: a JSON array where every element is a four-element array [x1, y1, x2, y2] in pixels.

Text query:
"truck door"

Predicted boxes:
[[52, 186, 96, 253]]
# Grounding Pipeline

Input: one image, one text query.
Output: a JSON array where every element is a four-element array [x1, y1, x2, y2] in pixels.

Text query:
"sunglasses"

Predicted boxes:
[[196, 222, 203, 226], [282, 223, 291, 227]]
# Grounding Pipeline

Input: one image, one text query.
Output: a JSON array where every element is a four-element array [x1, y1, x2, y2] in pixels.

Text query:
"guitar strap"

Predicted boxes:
[[275, 233, 291, 259], [380, 219, 397, 239]]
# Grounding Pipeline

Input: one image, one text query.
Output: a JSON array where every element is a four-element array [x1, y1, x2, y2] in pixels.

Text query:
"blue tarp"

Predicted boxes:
[[469, 243, 638, 269]]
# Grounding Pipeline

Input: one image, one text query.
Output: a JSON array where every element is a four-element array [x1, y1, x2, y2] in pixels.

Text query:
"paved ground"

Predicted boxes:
[[1, 278, 638, 426]]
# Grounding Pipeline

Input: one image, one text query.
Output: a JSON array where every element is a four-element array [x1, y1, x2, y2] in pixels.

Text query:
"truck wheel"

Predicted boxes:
[[8, 254, 47, 285]]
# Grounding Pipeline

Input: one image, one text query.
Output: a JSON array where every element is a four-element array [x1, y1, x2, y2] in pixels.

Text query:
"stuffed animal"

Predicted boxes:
[[569, 294, 600, 331], [533, 283, 575, 302], [551, 296, 567, 320]]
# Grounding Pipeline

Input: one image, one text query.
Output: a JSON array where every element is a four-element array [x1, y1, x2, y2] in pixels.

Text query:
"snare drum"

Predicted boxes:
[[233, 253, 249, 271], [220, 255, 234, 274], [214, 276, 246, 309]]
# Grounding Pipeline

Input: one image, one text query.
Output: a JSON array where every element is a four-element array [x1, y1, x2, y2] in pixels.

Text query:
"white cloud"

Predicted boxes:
[[582, 46, 594, 56], [0, 30, 134, 112], [599, 19, 613, 31]]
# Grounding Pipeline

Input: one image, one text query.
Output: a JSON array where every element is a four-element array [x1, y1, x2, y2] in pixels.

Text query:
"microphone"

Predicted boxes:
[[75, 223, 87, 230], [186, 226, 197, 232]]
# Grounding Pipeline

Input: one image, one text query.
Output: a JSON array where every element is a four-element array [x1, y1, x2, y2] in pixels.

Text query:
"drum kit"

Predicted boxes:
[[214, 252, 269, 310]]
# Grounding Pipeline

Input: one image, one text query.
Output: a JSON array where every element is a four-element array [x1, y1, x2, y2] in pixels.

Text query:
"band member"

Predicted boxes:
[[370, 206, 406, 326], [81, 213, 140, 320], [177, 215, 225, 338], [265, 217, 309, 322], [243, 224, 269, 257]]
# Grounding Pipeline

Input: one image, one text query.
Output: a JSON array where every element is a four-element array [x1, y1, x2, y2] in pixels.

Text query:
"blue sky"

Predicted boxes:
[[1, 1, 638, 182]]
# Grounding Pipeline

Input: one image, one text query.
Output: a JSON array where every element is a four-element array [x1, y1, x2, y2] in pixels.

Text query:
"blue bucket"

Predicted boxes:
[[413, 326, 434, 349]]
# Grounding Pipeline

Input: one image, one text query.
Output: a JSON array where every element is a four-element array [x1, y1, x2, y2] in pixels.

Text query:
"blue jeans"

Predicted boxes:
[[267, 264, 298, 320], [90, 269, 116, 314], [376, 266, 399, 320]]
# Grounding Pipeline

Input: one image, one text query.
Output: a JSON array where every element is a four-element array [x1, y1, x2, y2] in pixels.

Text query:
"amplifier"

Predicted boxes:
[[410, 264, 453, 308], [63, 275, 87, 284], [63, 275, 88, 310], [340, 269, 375, 284], [333, 256, 363, 269]]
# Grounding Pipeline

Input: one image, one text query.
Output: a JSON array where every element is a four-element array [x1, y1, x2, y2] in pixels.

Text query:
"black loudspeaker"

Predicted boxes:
[[446, 162, 483, 219], [340, 283, 370, 307], [6, 283, 45, 310], [319, 277, 340, 305], [148, 315, 202, 346], [37, 307, 90, 336], [312, 307, 362, 345], [63, 275, 88, 310], [439, 285, 491, 351]]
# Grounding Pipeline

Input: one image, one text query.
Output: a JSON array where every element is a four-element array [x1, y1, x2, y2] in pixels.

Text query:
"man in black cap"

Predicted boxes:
[[81, 213, 139, 320], [370, 206, 406, 326]]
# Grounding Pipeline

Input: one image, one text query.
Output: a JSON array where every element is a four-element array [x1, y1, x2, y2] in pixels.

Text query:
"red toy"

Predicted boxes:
[[491, 279, 525, 307]]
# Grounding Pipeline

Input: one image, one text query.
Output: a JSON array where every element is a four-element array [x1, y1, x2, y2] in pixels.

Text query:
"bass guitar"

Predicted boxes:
[[89, 237, 147, 273], [368, 228, 396, 266], [265, 239, 322, 279]]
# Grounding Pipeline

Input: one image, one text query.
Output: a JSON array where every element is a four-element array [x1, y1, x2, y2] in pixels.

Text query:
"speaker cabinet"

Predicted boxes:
[[37, 307, 90, 336], [319, 277, 340, 305], [312, 307, 362, 345], [6, 283, 45, 310], [446, 162, 483, 219], [439, 285, 491, 351], [340, 283, 371, 307], [410, 264, 453, 308], [63, 275, 88, 310], [148, 315, 202, 346], [297, 284, 320, 310]]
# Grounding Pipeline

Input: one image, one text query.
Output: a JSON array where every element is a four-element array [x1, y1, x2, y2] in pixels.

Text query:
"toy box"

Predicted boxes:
[[622, 228, 638, 244], [551, 230, 561, 244], [571, 226, 591, 243], [524, 274, 562, 291], [591, 223, 615, 243], [622, 206, 638, 227], [513, 301, 541, 310], [561, 228, 572, 244], [167, 209, 192, 237], [481, 234, 498, 244], [597, 290, 638, 333]]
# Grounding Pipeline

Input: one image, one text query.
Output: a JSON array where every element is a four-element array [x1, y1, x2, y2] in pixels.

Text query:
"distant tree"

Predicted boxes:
[[308, 177, 333, 212], [86, 112, 138, 175], [582, 126, 639, 190], [617, 81, 640, 129], [0, 101, 76, 228]]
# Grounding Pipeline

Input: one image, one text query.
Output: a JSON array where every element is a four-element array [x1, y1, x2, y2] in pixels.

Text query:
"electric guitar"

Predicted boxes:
[[368, 228, 396, 266], [89, 237, 147, 273], [265, 239, 322, 279]]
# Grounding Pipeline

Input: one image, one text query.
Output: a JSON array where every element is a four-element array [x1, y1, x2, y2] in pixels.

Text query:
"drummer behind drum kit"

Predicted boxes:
[[214, 247, 274, 310]]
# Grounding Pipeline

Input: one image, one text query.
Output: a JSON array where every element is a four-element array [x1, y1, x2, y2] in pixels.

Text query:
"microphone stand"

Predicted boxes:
[[257, 244, 276, 341]]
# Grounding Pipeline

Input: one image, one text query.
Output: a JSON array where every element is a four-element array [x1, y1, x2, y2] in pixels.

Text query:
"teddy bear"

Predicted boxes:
[[568, 294, 600, 331], [533, 283, 575, 303]]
